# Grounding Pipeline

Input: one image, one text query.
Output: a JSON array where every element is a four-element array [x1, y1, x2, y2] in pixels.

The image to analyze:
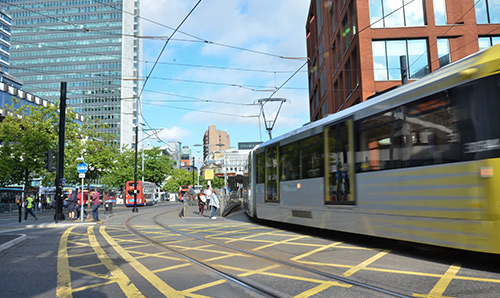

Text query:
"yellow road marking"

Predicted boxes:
[[237, 264, 282, 277], [57, 227, 75, 298], [180, 280, 226, 297], [291, 242, 343, 262], [293, 281, 350, 298], [100, 226, 184, 297], [253, 235, 309, 251], [71, 281, 115, 293], [343, 250, 390, 277], [87, 226, 144, 297], [413, 263, 461, 298], [152, 263, 192, 273]]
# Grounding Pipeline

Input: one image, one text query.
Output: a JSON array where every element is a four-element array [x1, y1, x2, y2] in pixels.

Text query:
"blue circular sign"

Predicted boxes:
[[77, 162, 88, 174]]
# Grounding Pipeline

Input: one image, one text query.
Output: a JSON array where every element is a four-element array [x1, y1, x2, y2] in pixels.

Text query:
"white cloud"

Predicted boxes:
[[140, 0, 311, 146], [144, 126, 191, 143]]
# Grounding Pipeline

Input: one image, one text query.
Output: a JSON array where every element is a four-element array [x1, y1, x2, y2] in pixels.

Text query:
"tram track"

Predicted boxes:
[[124, 208, 412, 298]]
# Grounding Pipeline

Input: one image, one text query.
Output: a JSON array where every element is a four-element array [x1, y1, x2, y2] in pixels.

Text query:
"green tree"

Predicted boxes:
[[0, 100, 80, 197], [140, 147, 175, 186], [162, 168, 193, 193], [64, 119, 118, 188]]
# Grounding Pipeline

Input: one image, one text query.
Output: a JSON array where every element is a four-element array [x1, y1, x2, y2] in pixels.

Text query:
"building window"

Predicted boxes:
[[316, 0, 323, 37], [369, 0, 425, 28], [372, 39, 429, 81], [479, 36, 500, 50], [437, 38, 450, 67], [320, 68, 327, 98], [335, 81, 340, 111], [475, 0, 500, 24], [342, 16, 349, 52], [433, 0, 447, 25], [345, 58, 352, 95], [319, 36, 325, 67]]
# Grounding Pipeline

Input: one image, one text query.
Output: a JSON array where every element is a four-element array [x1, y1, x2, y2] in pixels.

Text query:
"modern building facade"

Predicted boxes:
[[202, 125, 230, 161], [307, 0, 500, 121], [0, 10, 10, 74], [4, 0, 142, 147]]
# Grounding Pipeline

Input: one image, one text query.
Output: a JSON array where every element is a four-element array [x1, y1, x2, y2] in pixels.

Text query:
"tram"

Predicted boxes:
[[125, 181, 156, 207], [245, 44, 500, 254]]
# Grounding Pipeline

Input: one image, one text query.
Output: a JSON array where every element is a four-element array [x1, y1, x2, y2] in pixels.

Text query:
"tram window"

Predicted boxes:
[[356, 91, 460, 171], [265, 146, 279, 202], [300, 133, 324, 179], [326, 123, 353, 203], [256, 152, 265, 184], [280, 142, 299, 181]]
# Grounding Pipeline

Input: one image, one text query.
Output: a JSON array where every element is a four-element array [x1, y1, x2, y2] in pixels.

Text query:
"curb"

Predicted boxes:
[[0, 234, 26, 253]]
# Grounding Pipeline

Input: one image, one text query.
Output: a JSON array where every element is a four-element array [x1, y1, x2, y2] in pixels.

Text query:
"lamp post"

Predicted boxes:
[[192, 156, 195, 188], [132, 125, 139, 213]]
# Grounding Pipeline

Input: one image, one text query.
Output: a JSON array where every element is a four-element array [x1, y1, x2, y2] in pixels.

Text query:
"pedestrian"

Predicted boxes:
[[204, 187, 212, 211], [24, 194, 38, 221], [76, 188, 89, 220], [90, 188, 101, 221], [209, 189, 220, 219], [65, 189, 77, 219], [188, 186, 196, 206], [198, 190, 206, 216]]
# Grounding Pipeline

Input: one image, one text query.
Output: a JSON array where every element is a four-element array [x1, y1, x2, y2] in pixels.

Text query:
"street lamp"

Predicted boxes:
[[133, 125, 139, 213]]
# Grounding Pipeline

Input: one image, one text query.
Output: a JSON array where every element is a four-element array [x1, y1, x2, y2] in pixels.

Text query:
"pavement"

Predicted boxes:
[[0, 206, 117, 253]]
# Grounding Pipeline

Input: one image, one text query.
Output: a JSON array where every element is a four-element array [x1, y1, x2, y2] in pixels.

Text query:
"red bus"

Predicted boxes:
[[179, 185, 190, 202], [125, 181, 156, 207]]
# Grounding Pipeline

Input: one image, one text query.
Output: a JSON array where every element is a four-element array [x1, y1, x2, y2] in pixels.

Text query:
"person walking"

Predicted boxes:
[[90, 188, 101, 221], [24, 194, 38, 221], [204, 187, 212, 211], [198, 190, 206, 216], [76, 189, 89, 220], [65, 189, 77, 219], [209, 189, 220, 219]]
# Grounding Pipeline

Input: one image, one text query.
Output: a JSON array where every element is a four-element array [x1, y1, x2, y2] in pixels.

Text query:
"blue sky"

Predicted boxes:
[[139, 0, 311, 158]]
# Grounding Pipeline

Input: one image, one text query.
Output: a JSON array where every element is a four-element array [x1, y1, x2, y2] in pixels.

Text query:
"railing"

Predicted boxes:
[[0, 203, 50, 216], [182, 189, 244, 217]]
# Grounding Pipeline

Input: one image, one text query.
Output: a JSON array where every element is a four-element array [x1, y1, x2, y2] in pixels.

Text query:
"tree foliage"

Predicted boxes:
[[0, 100, 78, 196], [0, 99, 198, 197]]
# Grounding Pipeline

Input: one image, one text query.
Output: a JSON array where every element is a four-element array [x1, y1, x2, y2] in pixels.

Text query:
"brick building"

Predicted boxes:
[[202, 125, 230, 161], [307, 0, 500, 121]]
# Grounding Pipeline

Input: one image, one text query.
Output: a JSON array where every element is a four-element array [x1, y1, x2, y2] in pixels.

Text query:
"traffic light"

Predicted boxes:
[[43, 149, 55, 172]]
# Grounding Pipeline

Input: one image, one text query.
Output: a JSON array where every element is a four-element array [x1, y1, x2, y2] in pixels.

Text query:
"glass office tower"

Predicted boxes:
[[0, 10, 10, 73], [4, 0, 142, 147]]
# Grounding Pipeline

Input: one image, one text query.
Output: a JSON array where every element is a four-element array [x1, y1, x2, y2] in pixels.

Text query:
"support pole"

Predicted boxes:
[[133, 125, 139, 212], [400, 55, 408, 85], [55, 82, 67, 222]]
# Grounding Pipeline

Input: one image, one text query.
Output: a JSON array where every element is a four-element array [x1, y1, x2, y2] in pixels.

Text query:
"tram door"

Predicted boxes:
[[265, 146, 279, 202], [325, 120, 355, 204]]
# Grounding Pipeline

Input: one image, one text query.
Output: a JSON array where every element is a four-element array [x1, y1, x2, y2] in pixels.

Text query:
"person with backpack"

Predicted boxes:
[[198, 189, 206, 216]]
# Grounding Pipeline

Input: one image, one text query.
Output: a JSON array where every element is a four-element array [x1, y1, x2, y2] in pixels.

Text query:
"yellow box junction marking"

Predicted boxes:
[[57, 227, 74, 298], [342, 250, 390, 277], [100, 226, 185, 297], [413, 263, 461, 298], [57, 226, 144, 298]]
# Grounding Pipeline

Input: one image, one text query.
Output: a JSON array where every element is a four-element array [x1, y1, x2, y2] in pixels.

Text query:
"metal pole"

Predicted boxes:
[[192, 156, 195, 187], [400, 55, 408, 85], [55, 82, 67, 222], [133, 125, 139, 212], [80, 178, 84, 221]]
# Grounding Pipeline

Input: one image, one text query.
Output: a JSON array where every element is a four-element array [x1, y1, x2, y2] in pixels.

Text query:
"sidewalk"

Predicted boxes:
[[0, 207, 116, 253]]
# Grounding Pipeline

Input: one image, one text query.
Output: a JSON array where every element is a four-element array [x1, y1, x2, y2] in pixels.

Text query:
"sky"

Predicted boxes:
[[139, 0, 311, 158]]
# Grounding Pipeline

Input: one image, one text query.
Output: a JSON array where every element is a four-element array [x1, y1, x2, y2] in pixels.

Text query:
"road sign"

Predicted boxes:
[[77, 162, 88, 174], [78, 173, 85, 179]]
